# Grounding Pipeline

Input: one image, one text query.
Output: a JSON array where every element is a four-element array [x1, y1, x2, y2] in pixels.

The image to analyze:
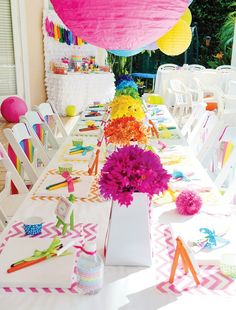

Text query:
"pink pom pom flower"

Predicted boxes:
[[99, 145, 171, 207], [176, 190, 202, 215]]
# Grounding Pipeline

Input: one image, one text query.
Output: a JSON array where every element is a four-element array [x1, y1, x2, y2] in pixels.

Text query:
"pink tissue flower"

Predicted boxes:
[[99, 145, 171, 207]]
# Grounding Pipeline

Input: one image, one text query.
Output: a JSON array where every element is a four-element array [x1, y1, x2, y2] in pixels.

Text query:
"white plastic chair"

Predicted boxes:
[[20, 111, 59, 158], [0, 143, 28, 229], [158, 64, 178, 71], [168, 79, 192, 126], [188, 64, 206, 71], [33, 102, 68, 140], [192, 75, 219, 101], [154, 64, 178, 97], [3, 123, 47, 184], [216, 65, 236, 72]]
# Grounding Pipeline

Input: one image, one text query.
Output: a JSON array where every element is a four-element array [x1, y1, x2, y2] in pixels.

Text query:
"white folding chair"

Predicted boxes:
[[213, 127, 236, 188], [20, 111, 59, 158], [188, 110, 218, 156], [187, 91, 223, 159], [0, 143, 28, 229], [33, 102, 68, 140], [198, 110, 236, 168], [154, 63, 178, 96], [3, 123, 48, 184], [181, 103, 206, 139]]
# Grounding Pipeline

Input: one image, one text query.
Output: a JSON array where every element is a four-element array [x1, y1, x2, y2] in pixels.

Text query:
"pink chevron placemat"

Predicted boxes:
[[0, 222, 97, 294], [153, 224, 236, 295]]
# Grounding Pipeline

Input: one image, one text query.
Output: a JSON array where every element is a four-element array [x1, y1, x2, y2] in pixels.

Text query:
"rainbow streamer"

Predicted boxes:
[[8, 144, 21, 175], [20, 139, 34, 163], [33, 124, 45, 145], [45, 17, 86, 46]]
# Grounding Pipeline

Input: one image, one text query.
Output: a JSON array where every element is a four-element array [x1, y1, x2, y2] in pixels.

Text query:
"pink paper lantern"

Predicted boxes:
[[0, 96, 28, 123], [51, 0, 189, 50]]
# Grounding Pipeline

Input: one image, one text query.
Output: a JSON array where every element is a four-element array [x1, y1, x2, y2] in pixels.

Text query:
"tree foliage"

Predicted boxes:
[[190, 0, 235, 66]]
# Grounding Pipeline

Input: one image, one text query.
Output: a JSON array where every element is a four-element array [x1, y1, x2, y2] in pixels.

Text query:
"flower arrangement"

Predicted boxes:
[[116, 80, 138, 91], [99, 145, 171, 206], [115, 87, 141, 100], [116, 74, 134, 86], [110, 95, 145, 120], [104, 116, 148, 146]]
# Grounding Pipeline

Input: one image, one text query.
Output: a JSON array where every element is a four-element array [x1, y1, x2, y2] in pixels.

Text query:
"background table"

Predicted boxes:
[[46, 72, 116, 115], [155, 68, 236, 106]]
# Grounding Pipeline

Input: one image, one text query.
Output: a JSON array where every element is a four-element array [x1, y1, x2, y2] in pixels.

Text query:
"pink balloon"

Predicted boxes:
[[51, 0, 189, 50], [1, 96, 28, 123]]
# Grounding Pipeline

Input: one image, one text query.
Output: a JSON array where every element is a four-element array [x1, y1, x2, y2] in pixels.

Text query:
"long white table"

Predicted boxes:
[[46, 72, 116, 115], [0, 105, 235, 309]]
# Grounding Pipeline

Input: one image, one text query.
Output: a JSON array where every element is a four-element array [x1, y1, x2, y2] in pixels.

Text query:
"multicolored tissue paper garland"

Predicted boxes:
[[45, 17, 86, 46]]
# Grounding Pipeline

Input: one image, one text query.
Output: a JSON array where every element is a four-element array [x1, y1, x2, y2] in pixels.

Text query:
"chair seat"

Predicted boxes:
[[1, 194, 27, 218]]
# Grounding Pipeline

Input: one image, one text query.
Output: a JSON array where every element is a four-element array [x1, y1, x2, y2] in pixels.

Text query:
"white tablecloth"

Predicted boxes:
[[46, 72, 116, 115]]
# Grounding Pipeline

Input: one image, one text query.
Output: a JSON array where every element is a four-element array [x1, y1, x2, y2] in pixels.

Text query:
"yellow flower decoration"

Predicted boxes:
[[110, 95, 145, 121], [215, 52, 224, 60]]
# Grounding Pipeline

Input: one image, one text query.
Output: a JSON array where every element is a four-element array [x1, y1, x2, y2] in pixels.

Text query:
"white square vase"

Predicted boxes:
[[105, 192, 152, 266]]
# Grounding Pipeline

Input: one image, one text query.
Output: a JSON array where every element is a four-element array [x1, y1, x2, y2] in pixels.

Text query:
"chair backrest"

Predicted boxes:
[[33, 102, 68, 138], [197, 110, 236, 166], [188, 64, 205, 71], [213, 127, 236, 188], [188, 110, 218, 156], [169, 79, 191, 106], [3, 123, 44, 184], [20, 111, 59, 156], [170, 79, 187, 93], [181, 104, 206, 138], [0, 143, 28, 194], [158, 64, 178, 71], [192, 71, 221, 98], [216, 65, 236, 72]]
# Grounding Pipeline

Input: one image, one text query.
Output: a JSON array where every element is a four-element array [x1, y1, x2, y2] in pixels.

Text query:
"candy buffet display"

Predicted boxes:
[[50, 55, 110, 75]]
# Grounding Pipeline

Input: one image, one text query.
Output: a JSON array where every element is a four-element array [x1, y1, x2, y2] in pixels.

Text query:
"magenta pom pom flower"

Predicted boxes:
[[99, 145, 171, 207], [176, 190, 202, 215]]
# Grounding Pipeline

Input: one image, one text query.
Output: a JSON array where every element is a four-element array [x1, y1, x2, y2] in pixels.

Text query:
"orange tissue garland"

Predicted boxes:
[[104, 116, 148, 146]]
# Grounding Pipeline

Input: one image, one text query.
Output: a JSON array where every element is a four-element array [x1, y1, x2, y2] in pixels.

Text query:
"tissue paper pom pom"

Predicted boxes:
[[99, 145, 171, 206], [115, 87, 140, 100], [116, 80, 138, 91], [176, 190, 202, 215], [116, 75, 134, 86]]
